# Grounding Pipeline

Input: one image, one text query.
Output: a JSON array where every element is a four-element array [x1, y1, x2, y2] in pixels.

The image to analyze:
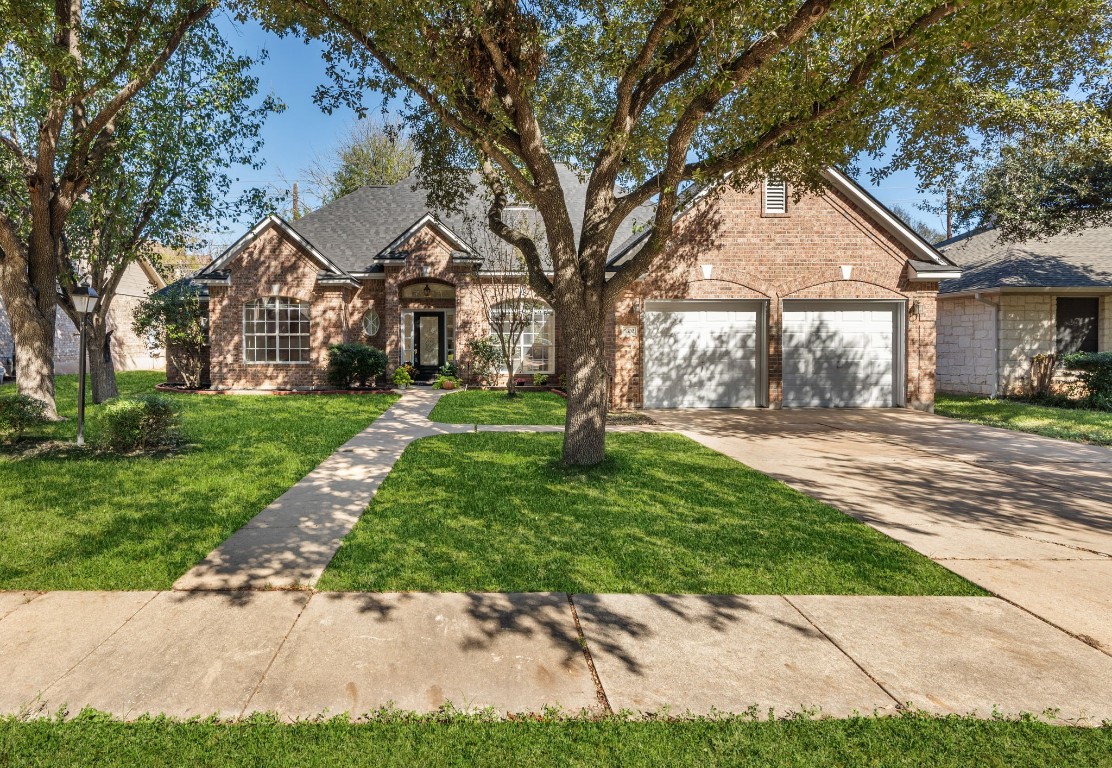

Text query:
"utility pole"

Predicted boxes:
[[945, 188, 954, 240]]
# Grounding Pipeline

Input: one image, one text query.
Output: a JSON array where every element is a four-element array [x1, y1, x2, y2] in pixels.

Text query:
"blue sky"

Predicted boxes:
[[214, 13, 949, 248]]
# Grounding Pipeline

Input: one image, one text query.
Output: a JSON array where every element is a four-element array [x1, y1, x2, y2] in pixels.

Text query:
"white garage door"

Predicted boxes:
[[643, 301, 763, 408], [782, 301, 902, 408]]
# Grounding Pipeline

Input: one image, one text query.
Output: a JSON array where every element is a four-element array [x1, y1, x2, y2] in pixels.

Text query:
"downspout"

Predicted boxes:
[[974, 292, 1000, 398]]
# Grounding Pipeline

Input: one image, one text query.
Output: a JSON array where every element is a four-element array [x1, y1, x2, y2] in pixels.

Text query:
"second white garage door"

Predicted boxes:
[[782, 301, 902, 408], [643, 300, 764, 408]]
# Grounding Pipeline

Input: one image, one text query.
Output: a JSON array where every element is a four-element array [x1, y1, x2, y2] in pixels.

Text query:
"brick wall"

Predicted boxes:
[[937, 295, 997, 395], [609, 182, 939, 410], [197, 223, 519, 390]]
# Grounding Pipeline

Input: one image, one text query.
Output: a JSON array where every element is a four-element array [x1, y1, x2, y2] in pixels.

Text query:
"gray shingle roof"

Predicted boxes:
[[938, 226, 1112, 294], [287, 166, 653, 275]]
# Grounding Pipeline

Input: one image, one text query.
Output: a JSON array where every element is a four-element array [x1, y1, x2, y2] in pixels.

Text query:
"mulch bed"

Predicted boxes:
[[155, 384, 395, 396]]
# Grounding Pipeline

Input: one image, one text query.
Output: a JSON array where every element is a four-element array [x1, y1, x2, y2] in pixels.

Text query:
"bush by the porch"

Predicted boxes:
[[1062, 352, 1112, 410], [326, 343, 389, 388]]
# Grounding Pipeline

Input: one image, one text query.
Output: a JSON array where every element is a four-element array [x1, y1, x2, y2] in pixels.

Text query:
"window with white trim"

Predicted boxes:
[[763, 178, 788, 214], [491, 302, 554, 374], [243, 297, 310, 363]]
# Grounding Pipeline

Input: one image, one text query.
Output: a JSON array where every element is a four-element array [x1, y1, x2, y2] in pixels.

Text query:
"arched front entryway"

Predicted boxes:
[[398, 279, 456, 380]]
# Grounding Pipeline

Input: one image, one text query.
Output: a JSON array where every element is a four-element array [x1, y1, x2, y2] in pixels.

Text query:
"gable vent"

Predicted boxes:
[[764, 178, 787, 214]]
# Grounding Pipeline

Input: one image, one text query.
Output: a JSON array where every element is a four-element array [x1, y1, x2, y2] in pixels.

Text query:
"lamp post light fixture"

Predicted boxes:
[[70, 284, 98, 446]]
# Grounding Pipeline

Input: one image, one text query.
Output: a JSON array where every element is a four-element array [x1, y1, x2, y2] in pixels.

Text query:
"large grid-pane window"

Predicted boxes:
[[491, 302, 554, 374], [243, 297, 310, 363]]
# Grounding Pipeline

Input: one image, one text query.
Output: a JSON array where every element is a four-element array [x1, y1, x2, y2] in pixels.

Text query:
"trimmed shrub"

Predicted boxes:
[[1061, 352, 1112, 410], [467, 338, 504, 384], [101, 395, 182, 452], [326, 343, 388, 388], [0, 394, 48, 443]]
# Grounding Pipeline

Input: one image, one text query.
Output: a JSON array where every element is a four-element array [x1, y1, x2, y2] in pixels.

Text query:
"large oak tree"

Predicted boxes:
[[0, 0, 215, 418], [61, 19, 281, 402], [257, 0, 1111, 465]]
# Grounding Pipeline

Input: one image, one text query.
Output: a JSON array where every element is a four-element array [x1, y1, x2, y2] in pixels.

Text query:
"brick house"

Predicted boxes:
[[187, 168, 959, 410], [936, 225, 1112, 397]]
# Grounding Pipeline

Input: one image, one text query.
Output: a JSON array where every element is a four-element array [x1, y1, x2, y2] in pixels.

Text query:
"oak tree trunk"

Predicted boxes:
[[87, 315, 119, 403], [560, 303, 609, 466], [0, 280, 59, 420]]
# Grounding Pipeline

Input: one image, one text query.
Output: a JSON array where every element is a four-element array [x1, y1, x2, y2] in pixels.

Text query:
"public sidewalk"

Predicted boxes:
[[2, 589, 1112, 724]]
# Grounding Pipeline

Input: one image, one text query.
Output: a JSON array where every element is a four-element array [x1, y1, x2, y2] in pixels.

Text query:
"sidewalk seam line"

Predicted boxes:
[[566, 594, 613, 714], [240, 592, 313, 718], [780, 596, 903, 709], [26, 590, 161, 715]]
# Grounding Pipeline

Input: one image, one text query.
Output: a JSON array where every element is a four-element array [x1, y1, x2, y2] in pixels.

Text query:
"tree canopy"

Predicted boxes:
[[303, 120, 418, 203], [0, 0, 216, 416], [61, 18, 282, 401]]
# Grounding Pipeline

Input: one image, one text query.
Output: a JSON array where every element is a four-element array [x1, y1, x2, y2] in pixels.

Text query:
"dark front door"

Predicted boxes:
[[413, 312, 446, 380]]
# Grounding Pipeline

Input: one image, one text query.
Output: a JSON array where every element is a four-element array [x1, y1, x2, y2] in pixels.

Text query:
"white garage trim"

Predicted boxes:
[[781, 299, 906, 408], [642, 299, 769, 408]]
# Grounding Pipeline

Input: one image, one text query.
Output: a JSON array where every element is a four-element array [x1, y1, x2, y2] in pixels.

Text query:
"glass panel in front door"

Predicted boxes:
[[419, 316, 440, 366]]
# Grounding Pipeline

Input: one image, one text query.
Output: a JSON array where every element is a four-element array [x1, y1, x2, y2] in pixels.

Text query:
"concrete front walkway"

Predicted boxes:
[[3, 589, 1112, 723], [645, 408, 1112, 655], [174, 389, 470, 590]]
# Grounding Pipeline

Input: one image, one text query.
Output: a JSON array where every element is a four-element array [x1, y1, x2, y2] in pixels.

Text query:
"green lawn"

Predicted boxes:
[[429, 390, 567, 424], [935, 394, 1112, 446], [319, 432, 981, 595], [0, 372, 396, 590], [2, 712, 1108, 767]]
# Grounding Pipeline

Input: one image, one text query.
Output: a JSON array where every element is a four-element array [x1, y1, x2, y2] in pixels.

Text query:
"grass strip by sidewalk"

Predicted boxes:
[[1, 711, 1108, 768], [0, 372, 396, 590], [428, 390, 567, 425], [935, 394, 1112, 446], [319, 431, 983, 595]]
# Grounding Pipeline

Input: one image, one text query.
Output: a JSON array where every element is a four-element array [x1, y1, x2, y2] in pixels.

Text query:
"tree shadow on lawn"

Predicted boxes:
[[319, 432, 980, 596]]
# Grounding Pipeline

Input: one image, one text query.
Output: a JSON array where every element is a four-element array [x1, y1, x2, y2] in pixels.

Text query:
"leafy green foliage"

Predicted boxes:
[[391, 366, 414, 388], [0, 372, 397, 590], [304, 120, 418, 203], [466, 338, 504, 384], [132, 285, 208, 388], [1062, 352, 1112, 410], [941, 134, 1112, 242], [100, 395, 182, 453], [0, 1, 219, 416], [320, 432, 981, 594], [0, 394, 48, 443], [326, 343, 389, 388]]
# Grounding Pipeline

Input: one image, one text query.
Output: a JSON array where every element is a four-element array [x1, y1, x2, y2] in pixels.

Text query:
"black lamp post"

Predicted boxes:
[[70, 284, 98, 446]]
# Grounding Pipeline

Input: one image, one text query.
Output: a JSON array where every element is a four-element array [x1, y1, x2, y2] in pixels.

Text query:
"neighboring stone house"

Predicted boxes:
[[187, 168, 959, 410], [936, 226, 1112, 397], [0, 260, 166, 378]]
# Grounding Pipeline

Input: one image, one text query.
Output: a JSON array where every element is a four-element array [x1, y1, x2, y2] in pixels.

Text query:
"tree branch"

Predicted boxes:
[[480, 160, 553, 301], [605, 0, 970, 301]]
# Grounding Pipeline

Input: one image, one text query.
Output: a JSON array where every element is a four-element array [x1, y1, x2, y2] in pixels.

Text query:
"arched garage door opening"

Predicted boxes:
[[642, 300, 769, 408], [781, 299, 906, 408]]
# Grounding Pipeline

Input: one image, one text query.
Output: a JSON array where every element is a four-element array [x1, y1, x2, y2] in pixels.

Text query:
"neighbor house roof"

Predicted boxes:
[[937, 225, 1112, 295]]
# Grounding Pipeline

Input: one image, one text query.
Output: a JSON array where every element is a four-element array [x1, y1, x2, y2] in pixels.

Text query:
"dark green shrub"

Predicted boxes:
[[0, 394, 48, 443], [438, 361, 458, 378], [326, 343, 388, 388], [101, 395, 182, 452], [1061, 352, 1112, 410]]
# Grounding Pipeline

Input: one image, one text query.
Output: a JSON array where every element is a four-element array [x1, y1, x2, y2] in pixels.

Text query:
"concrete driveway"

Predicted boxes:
[[645, 407, 1112, 655]]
